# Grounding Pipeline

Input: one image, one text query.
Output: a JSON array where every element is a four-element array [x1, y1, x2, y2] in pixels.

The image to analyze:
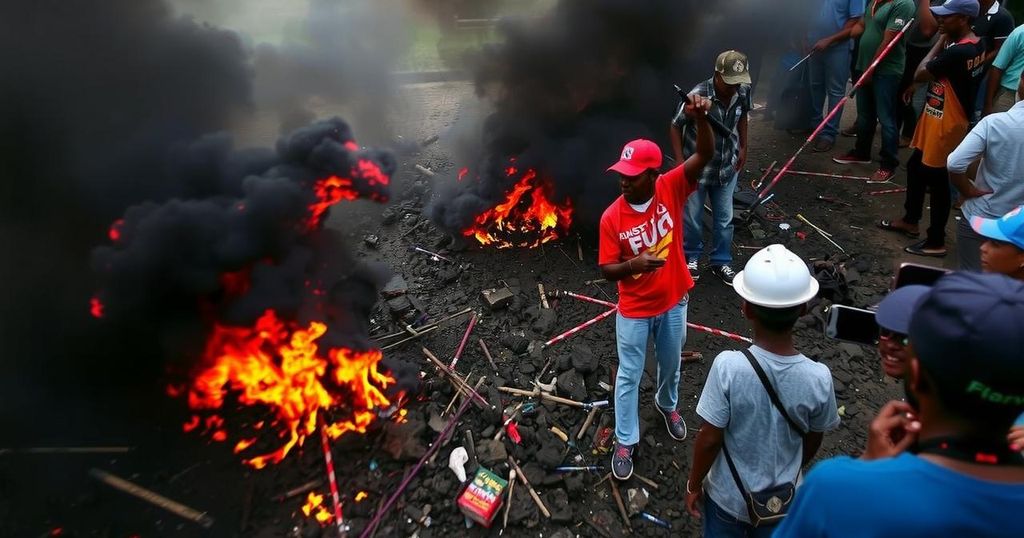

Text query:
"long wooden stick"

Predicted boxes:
[[478, 338, 499, 371], [507, 456, 550, 518], [422, 347, 488, 407], [90, 468, 215, 528], [609, 479, 632, 531]]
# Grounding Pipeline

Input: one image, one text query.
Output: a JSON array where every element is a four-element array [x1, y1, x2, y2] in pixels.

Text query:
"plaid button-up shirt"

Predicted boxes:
[[672, 78, 751, 186]]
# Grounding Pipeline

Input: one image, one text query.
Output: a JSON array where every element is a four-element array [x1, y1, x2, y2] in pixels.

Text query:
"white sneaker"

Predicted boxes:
[[687, 259, 700, 281]]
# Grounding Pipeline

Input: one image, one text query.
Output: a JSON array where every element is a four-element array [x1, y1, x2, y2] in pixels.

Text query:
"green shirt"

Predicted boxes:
[[856, 0, 915, 76]]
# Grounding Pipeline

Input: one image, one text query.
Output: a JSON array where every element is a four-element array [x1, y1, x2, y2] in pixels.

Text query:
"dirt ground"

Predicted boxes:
[[1, 77, 949, 537]]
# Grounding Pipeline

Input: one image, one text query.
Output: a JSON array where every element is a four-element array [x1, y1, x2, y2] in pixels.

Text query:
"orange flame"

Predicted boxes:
[[108, 219, 124, 242], [308, 175, 359, 230], [463, 168, 573, 249], [181, 309, 397, 468], [301, 492, 333, 525], [355, 491, 369, 502], [457, 167, 470, 181]]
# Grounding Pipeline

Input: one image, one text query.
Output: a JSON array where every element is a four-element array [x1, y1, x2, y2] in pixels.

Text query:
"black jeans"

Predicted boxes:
[[903, 149, 951, 247], [899, 45, 931, 138], [853, 74, 902, 171]]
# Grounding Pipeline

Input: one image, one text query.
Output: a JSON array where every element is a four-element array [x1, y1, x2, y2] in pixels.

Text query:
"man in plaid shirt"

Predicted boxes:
[[671, 50, 752, 285]]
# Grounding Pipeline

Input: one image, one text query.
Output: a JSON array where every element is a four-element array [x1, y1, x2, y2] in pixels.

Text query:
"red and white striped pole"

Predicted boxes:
[[320, 424, 346, 535], [543, 308, 617, 348], [686, 322, 753, 344], [753, 18, 916, 205]]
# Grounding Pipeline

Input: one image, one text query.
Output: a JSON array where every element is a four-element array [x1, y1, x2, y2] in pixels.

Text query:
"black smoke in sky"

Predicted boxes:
[[427, 0, 814, 235], [0, 1, 401, 436]]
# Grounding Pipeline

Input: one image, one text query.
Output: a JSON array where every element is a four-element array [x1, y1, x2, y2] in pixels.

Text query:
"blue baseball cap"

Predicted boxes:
[[909, 272, 1024, 421], [971, 204, 1024, 250], [931, 0, 980, 17], [875, 285, 930, 334]]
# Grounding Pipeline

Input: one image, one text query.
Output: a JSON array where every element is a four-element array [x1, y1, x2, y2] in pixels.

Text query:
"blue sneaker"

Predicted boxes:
[[611, 442, 635, 480], [656, 407, 688, 441]]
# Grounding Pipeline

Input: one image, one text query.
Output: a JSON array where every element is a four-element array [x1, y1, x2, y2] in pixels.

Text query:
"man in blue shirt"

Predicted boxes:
[[776, 272, 1024, 537], [808, 0, 865, 152]]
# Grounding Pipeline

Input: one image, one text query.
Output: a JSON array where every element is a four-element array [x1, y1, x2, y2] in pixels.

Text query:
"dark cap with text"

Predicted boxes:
[[909, 272, 1024, 421]]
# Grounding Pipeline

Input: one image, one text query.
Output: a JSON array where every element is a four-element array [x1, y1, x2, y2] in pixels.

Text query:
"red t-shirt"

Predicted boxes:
[[598, 165, 696, 318]]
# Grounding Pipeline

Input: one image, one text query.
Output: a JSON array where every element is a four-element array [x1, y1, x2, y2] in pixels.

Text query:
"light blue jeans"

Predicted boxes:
[[808, 44, 851, 142], [684, 174, 738, 266], [614, 296, 688, 446]]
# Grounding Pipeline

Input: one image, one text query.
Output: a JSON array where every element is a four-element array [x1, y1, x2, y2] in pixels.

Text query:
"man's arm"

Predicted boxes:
[[983, 66, 1005, 116], [947, 124, 992, 199], [801, 431, 825, 467], [913, 33, 948, 83], [600, 251, 665, 282], [684, 423, 725, 518], [915, 0, 937, 40], [682, 95, 713, 186], [735, 112, 748, 172], [812, 18, 862, 52]]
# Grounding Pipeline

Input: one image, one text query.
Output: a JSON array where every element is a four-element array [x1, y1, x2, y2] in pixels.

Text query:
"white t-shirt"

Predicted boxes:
[[696, 345, 840, 523]]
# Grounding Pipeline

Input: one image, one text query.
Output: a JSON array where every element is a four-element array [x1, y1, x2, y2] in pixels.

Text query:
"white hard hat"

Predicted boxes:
[[733, 244, 819, 308]]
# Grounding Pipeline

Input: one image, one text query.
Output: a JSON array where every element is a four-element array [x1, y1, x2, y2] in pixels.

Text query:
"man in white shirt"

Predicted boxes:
[[948, 71, 1024, 270]]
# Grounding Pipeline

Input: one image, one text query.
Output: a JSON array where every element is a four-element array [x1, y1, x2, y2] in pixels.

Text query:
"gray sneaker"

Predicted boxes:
[[611, 442, 635, 480], [656, 407, 688, 441]]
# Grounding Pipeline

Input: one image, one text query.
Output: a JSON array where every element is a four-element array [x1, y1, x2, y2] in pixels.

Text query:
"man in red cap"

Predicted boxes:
[[599, 94, 713, 479]]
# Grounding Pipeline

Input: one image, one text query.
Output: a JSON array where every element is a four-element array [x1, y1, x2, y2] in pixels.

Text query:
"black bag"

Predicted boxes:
[[721, 349, 805, 527]]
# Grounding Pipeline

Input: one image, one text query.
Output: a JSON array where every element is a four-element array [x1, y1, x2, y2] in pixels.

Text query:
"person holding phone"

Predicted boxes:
[[875, 284, 931, 378], [777, 272, 1024, 537], [598, 94, 714, 480]]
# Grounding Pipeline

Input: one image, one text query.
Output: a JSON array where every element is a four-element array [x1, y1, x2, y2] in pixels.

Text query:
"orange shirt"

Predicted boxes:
[[598, 165, 695, 318]]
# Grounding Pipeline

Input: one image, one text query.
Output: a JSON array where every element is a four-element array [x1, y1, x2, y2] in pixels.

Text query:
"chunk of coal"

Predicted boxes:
[[571, 345, 599, 374], [382, 419, 426, 461], [438, 267, 461, 286], [557, 369, 587, 402], [381, 208, 397, 225], [530, 308, 558, 336], [548, 489, 572, 523], [534, 431, 564, 469], [481, 287, 514, 310], [507, 485, 539, 526], [500, 335, 530, 354], [386, 295, 414, 316], [522, 462, 546, 485], [381, 275, 408, 298], [550, 528, 574, 538], [475, 439, 508, 465], [564, 474, 585, 498]]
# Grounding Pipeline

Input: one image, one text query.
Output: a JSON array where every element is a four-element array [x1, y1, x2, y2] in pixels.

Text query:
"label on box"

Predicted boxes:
[[457, 466, 508, 527]]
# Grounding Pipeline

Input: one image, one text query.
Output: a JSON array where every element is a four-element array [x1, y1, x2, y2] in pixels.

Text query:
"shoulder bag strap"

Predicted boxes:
[[740, 348, 806, 437], [721, 442, 748, 498]]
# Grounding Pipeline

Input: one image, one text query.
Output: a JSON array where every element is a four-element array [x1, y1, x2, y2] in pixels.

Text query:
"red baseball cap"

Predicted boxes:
[[607, 139, 662, 176]]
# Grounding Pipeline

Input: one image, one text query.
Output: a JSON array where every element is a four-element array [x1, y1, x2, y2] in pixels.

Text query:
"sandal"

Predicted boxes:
[[877, 219, 920, 238], [904, 239, 947, 258]]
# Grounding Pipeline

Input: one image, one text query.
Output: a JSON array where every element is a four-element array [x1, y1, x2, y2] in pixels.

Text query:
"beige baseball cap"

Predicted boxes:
[[715, 50, 752, 86]]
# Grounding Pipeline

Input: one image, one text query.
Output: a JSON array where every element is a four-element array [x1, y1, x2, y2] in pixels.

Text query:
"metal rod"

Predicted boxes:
[[751, 160, 777, 190], [788, 51, 814, 72], [89, 468, 214, 528], [796, 213, 833, 237], [448, 313, 478, 370], [788, 169, 872, 181], [753, 18, 915, 205], [410, 246, 454, 263]]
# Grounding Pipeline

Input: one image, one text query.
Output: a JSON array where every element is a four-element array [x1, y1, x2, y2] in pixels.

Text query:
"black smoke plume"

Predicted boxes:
[[427, 0, 813, 235], [91, 118, 396, 371], [0, 1, 400, 438]]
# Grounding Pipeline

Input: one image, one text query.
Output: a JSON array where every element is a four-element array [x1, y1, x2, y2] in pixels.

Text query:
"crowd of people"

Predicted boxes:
[[597, 0, 1024, 535]]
